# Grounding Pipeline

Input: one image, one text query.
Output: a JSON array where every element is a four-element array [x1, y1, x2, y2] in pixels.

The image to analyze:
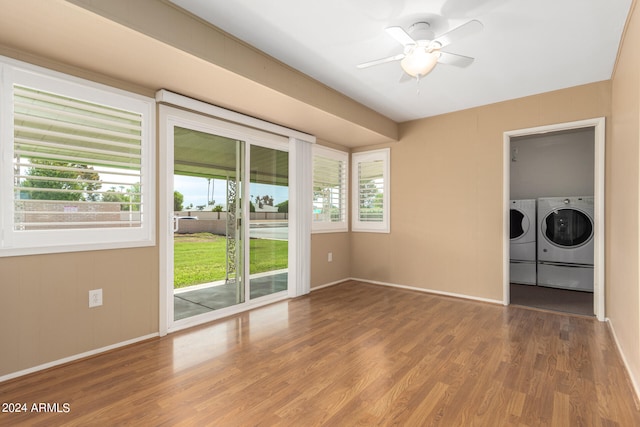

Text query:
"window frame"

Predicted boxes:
[[0, 56, 156, 257], [351, 148, 390, 233], [312, 145, 349, 233]]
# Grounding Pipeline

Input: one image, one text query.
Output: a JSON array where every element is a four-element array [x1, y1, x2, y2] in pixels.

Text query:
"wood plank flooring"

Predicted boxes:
[[1, 281, 638, 426]]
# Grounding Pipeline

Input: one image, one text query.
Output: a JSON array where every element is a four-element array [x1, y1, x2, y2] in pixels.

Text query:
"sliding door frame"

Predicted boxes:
[[158, 90, 314, 335]]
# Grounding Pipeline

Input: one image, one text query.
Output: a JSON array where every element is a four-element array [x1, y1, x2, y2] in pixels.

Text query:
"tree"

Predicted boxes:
[[253, 194, 274, 209], [21, 160, 101, 201], [103, 184, 141, 211], [276, 200, 288, 213], [126, 183, 141, 211], [103, 187, 127, 208], [174, 190, 184, 211], [358, 180, 380, 209], [212, 204, 224, 212], [358, 180, 383, 221]]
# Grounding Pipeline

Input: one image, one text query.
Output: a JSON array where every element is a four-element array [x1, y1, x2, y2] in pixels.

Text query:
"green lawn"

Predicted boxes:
[[173, 233, 288, 288]]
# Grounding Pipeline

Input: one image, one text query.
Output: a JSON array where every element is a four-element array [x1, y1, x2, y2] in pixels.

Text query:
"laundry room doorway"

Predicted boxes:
[[503, 118, 605, 320]]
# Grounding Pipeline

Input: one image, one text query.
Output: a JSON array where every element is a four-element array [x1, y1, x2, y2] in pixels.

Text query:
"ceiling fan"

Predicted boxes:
[[357, 20, 483, 81]]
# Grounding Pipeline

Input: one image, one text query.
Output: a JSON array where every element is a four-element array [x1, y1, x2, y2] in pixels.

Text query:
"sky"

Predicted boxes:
[[174, 175, 289, 211]]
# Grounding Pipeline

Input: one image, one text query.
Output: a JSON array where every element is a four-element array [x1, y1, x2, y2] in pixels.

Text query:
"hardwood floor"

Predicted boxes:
[[1, 281, 638, 426]]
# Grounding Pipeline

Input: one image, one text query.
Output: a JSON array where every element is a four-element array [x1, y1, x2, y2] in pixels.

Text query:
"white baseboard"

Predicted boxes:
[[605, 317, 640, 402], [310, 278, 351, 291], [349, 277, 504, 305], [0, 333, 158, 383]]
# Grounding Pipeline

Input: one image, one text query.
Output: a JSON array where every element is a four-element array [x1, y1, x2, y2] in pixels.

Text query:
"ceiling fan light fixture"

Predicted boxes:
[[401, 48, 440, 77]]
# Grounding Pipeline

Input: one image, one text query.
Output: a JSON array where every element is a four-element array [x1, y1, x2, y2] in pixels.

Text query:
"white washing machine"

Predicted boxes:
[[537, 196, 594, 291], [509, 199, 536, 285]]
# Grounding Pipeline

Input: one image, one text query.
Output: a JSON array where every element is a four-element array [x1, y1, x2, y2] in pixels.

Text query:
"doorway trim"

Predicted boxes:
[[503, 117, 605, 321]]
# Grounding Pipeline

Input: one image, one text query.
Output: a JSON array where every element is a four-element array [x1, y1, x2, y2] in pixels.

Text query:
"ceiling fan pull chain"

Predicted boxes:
[[416, 75, 421, 94]]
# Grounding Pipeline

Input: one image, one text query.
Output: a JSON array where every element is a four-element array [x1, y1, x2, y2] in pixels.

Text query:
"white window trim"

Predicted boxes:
[[312, 145, 349, 233], [0, 56, 156, 257], [352, 148, 390, 233]]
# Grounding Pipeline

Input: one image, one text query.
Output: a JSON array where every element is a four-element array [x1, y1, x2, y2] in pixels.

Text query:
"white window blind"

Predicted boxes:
[[312, 146, 348, 232], [0, 56, 155, 256], [357, 160, 384, 222], [13, 85, 144, 230], [352, 148, 390, 233]]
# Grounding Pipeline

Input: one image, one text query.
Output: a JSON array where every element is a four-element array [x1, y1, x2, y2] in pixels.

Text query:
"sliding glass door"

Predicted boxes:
[[162, 106, 290, 329], [249, 145, 289, 300], [172, 127, 245, 321]]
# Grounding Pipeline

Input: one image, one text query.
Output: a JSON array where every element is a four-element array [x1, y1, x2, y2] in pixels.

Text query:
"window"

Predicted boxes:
[[0, 56, 155, 256], [352, 148, 390, 233], [312, 145, 348, 232]]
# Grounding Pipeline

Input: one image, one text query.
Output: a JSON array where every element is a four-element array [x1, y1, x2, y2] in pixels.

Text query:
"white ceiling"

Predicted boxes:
[[170, 0, 631, 123]]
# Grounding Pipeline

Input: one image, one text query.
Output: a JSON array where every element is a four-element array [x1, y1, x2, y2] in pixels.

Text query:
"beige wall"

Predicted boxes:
[[0, 247, 158, 377], [350, 82, 611, 301], [311, 233, 351, 288], [610, 0, 640, 393]]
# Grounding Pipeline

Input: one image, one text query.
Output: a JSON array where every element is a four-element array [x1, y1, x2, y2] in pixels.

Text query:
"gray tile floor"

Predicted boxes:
[[510, 283, 594, 316], [174, 272, 288, 320]]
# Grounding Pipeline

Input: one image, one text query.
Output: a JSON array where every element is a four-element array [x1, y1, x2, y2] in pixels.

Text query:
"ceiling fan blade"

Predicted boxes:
[[357, 53, 405, 69], [399, 72, 413, 83], [437, 51, 475, 67], [385, 26, 416, 46], [432, 19, 483, 48]]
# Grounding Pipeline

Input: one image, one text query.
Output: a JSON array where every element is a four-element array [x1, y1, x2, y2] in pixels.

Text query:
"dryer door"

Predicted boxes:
[[510, 208, 528, 240], [542, 208, 593, 248]]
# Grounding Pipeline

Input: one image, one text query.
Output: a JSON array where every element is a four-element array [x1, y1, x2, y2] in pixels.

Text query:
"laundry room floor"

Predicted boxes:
[[510, 284, 594, 316]]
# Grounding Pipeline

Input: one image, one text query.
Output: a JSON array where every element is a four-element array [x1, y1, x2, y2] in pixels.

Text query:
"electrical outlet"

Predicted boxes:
[[89, 289, 103, 308], [328, 252, 333, 262]]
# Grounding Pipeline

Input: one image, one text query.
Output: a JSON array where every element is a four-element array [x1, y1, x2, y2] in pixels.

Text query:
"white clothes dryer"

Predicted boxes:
[[538, 196, 594, 264], [537, 196, 594, 291], [509, 199, 536, 285]]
